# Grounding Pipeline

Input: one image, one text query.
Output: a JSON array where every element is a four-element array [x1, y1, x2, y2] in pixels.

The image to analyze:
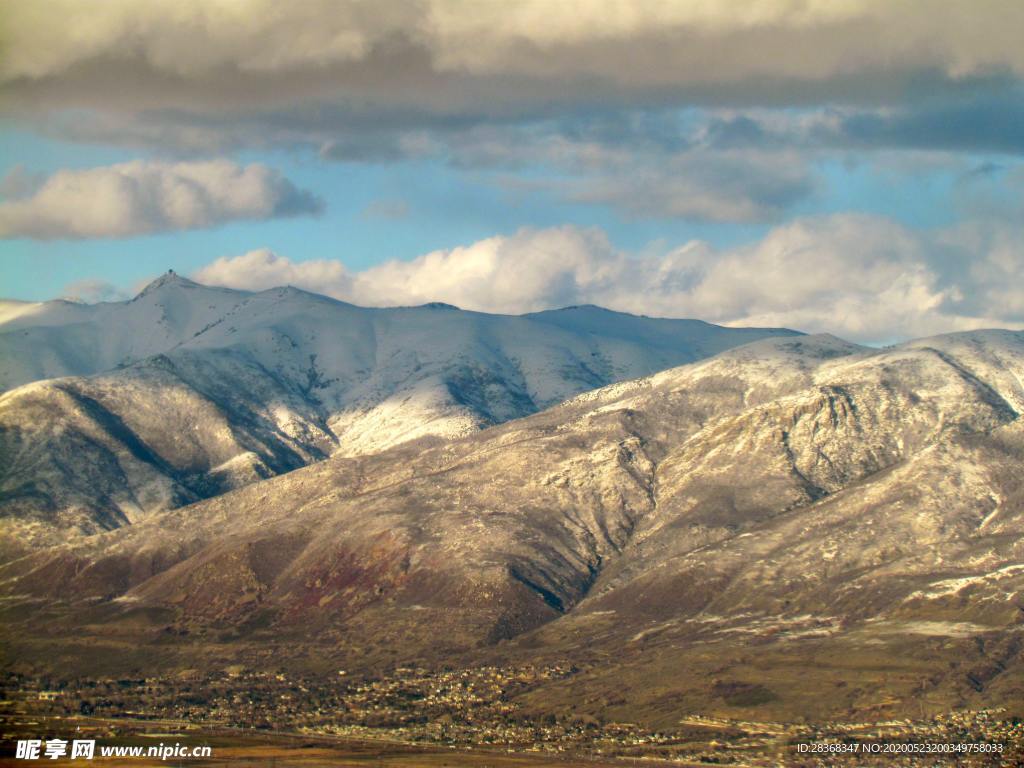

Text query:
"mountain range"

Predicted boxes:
[[1, 275, 1023, 724], [0, 272, 794, 555]]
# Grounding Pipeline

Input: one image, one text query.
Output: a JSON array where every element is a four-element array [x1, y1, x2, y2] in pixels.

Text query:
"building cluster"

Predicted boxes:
[[2, 670, 1021, 765]]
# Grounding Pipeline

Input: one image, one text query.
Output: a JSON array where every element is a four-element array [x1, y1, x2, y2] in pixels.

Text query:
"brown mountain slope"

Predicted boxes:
[[2, 330, 1022, 723]]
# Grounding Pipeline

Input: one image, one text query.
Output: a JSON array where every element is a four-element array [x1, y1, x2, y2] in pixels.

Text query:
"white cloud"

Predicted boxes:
[[190, 216, 1024, 342], [0, 160, 322, 239], [61, 279, 130, 304], [195, 250, 351, 295]]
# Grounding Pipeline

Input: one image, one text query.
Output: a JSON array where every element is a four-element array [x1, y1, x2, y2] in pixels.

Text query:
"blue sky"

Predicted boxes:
[[1, 1, 1022, 342], [0, 129, 978, 300]]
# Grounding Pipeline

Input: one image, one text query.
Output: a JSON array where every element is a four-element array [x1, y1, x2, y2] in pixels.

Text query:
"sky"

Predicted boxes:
[[1, 0, 1023, 343]]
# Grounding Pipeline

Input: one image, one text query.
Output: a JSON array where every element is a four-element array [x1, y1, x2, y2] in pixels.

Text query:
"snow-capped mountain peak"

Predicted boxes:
[[0, 277, 799, 550]]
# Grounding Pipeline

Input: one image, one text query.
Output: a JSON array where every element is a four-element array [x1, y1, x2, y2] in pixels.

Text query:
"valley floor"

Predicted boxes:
[[2, 670, 1022, 767]]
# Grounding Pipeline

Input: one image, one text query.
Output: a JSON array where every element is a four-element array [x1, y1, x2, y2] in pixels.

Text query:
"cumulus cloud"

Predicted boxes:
[[0, 160, 322, 239], [195, 250, 351, 294], [189, 217, 1024, 342]]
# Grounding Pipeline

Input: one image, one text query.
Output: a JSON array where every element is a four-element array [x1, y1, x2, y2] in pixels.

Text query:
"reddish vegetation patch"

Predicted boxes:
[[281, 532, 412, 621]]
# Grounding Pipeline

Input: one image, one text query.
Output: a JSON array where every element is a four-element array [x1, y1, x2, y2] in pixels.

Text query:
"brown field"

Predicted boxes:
[[0, 722, 694, 768]]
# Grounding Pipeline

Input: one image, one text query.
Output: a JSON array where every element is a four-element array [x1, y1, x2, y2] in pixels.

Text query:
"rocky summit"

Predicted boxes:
[[1, 319, 1022, 724]]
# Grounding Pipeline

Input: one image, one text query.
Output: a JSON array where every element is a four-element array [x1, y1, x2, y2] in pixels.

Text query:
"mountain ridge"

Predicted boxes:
[[0, 274, 799, 552], [2, 329, 1022, 722]]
